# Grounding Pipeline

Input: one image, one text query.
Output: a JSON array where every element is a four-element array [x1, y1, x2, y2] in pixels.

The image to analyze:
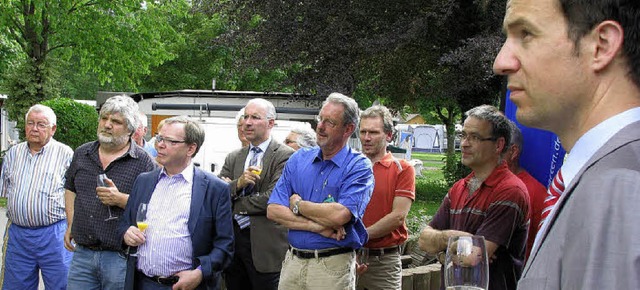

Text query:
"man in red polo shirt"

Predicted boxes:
[[356, 105, 415, 290], [504, 121, 546, 262], [418, 105, 529, 290]]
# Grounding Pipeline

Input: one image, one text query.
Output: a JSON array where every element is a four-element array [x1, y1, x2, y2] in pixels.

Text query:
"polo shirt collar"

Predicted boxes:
[[375, 152, 395, 168], [476, 161, 510, 188]]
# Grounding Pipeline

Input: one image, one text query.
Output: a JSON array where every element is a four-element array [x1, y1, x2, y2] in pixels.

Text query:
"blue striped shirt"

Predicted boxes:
[[138, 164, 194, 277], [0, 139, 73, 227]]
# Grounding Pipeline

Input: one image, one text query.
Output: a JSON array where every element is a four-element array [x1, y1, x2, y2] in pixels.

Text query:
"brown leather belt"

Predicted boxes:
[[290, 247, 354, 259]]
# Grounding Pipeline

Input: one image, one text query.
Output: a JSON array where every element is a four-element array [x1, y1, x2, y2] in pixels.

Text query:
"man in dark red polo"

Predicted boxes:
[[418, 105, 529, 290]]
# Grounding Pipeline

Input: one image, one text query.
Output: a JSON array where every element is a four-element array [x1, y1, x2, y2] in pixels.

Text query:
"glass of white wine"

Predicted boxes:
[[136, 203, 148, 232], [250, 157, 263, 176], [444, 235, 489, 290]]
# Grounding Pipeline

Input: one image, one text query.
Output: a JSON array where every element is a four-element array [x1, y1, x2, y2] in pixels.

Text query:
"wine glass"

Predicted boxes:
[[97, 173, 118, 221], [136, 203, 148, 232], [357, 248, 369, 266], [250, 157, 263, 176], [444, 235, 489, 290]]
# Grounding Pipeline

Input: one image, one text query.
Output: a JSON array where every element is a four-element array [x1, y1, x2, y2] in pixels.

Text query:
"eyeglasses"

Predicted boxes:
[[155, 135, 186, 146], [315, 116, 340, 128], [457, 131, 497, 143], [26, 121, 51, 130], [242, 114, 266, 121], [284, 139, 297, 145]]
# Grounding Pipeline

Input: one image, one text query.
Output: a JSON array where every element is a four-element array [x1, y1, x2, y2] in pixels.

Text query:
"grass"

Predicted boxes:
[[0, 197, 5, 208], [406, 200, 441, 236], [407, 152, 448, 236]]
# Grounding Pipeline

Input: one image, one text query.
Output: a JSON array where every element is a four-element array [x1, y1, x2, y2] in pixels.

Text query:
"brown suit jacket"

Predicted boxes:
[[219, 139, 294, 273]]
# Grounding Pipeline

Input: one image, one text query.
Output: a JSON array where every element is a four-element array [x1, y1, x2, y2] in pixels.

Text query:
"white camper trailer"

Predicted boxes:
[[103, 90, 322, 175]]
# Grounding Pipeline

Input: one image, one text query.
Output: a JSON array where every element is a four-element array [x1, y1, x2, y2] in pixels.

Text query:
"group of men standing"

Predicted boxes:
[[1, 0, 638, 287], [0, 92, 417, 290]]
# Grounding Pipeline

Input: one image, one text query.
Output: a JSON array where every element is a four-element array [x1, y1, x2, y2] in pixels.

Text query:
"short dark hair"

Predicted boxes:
[[465, 105, 511, 153], [559, 0, 640, 87]]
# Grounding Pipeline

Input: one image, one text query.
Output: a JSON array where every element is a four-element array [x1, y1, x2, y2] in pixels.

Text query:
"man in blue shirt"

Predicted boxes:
[[267, 93, 374, 290]]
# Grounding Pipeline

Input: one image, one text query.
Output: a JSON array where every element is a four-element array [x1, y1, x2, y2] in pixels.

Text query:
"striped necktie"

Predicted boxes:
[[538, 169, 564, 230], [234, 147, 262, 229]]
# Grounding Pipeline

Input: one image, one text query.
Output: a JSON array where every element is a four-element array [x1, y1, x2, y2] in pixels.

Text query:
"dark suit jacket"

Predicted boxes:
[[519, 121, 640, 289], [119, 166, 234, 290], [219, 139, 293, 273]]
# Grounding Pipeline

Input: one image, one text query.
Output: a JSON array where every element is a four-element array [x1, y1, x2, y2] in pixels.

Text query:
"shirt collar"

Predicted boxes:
[[314, 144, 351, 167], [250, 137, 271, 153], [29, 138, 57, 155], [375, 152, 395, 168], [466, 161, 510, 188], [158, 163, 195, 185], [562, 107, 640, 186]]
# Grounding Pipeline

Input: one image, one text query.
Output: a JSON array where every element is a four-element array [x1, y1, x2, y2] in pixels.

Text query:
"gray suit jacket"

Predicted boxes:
[[519, 121, 640, 290], [219, 139, 294, 273]]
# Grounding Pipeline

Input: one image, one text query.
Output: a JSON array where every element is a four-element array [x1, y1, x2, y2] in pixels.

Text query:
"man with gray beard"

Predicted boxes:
[[64, 95, 156, 290]]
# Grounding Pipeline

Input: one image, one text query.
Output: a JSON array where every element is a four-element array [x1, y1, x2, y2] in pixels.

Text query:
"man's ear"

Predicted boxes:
[[496, 137, 506, 154], [590, 20, 624, 72]]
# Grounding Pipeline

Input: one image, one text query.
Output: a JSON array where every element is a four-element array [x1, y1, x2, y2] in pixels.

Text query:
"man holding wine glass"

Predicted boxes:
[[418, 105, 529, 290], [120, 116, 234, 290], [64, 95, 157, 290], [219, 98, 294, 290]]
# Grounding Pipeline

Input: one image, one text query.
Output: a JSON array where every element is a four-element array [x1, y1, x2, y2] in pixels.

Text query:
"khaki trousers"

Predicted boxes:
[[278, 249, 356, 290]]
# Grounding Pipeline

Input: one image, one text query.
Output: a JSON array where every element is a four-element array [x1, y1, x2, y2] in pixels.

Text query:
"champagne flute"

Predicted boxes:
[[136, 203, 148, 232], [357, 248, 369, 265], [444, 235, 489, 290], [97, 174, 118, 221], [250, 157, 263, 176]]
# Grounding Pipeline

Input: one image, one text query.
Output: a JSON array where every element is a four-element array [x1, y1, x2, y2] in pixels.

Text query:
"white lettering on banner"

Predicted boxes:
[[547, 137, 563, 187]]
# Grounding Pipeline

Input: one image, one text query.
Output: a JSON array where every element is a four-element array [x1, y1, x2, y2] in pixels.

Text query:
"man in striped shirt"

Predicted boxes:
[[122, 116, 234, 289], [0, 104, 74, 290]]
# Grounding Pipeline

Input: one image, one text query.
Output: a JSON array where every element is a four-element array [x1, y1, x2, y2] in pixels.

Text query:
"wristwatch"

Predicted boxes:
[[292, 199, 302, 216]]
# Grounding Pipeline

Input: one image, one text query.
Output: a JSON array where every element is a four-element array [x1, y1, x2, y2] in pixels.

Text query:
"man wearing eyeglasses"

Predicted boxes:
[[219, 98, 294, 290], [0, 105, 73, 289], [64, 95, 156, 290], [121, 116, 234, 290], [267, 93, 374, 290], [418, 105, 529, 290]]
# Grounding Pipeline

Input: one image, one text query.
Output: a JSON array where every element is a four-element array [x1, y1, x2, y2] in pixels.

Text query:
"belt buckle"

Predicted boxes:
[[156, 276, 178, 285]]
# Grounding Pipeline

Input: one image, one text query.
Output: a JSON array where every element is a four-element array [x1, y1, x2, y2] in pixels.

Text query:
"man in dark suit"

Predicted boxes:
[[120, 116, 234, 290], [220, 98, 294, 290]]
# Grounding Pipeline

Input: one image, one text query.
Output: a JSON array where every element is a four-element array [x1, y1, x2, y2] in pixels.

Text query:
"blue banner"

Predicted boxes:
[[504, 91, 565, 187]]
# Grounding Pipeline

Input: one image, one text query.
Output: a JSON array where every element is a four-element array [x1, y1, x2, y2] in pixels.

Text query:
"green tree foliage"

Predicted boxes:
[[212, 0, 507, 160], [0, 0, 187, 125], [41, 98, 98, 150], [138, 8, 290, 92], [3, 58, 60, 136]]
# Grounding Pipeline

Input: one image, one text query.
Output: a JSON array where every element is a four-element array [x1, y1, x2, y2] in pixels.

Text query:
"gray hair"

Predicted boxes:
[[464, 105, 511, 153], [136, 111, 148, 129], [26, 104, 57, 126], [508, 120, 523, 149], [235, 107, 245, 125], [100, 95, 139, 134], [323, 92, 360, 127], [360, 105, 394, 134], [291, 125, 317, 148], [246, 98, 276, 120], [162, 116, 205, 156]]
